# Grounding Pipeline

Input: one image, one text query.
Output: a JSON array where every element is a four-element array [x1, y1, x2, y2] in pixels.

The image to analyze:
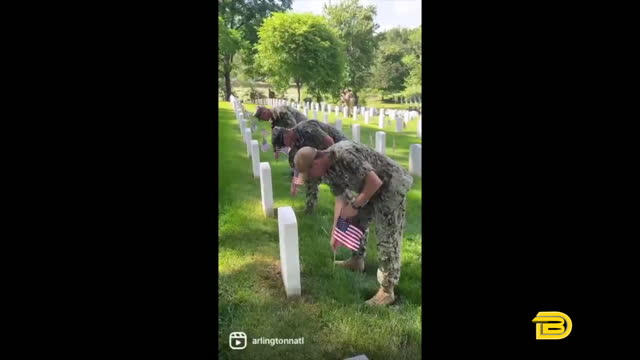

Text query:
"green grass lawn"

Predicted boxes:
[[218, 100, 422, 359]]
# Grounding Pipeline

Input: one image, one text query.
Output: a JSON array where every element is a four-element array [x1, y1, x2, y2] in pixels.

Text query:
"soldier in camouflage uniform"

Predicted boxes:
[[293, 142, 414, 306], [254, 105, 307, 130], [272, 120, 347, 214]]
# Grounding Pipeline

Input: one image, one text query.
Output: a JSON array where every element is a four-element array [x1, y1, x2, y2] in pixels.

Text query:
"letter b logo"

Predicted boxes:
[[532, 311, 572, 340]]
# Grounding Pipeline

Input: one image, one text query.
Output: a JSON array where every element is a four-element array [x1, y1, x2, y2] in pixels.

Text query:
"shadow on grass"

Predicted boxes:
[[219, 257, 422, 360]]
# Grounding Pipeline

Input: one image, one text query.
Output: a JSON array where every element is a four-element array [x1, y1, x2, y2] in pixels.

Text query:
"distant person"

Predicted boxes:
[[341, 89, 356, 116]]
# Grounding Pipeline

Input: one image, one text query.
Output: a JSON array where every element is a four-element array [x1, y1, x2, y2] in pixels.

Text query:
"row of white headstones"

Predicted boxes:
[[256, 98, 422, 138], [229, 96, 421, 298], [256, 97, 421, 108]]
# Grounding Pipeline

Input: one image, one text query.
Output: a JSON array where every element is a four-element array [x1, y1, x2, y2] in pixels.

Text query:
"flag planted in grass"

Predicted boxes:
[[274, 146, 290, 159], [333, 217, 364, 252]]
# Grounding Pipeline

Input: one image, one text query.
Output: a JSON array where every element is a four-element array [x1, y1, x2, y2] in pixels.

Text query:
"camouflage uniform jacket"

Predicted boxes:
[[321, 141, 413, 205], [271, 105, 307, 129], [287, 120, 347, 168]]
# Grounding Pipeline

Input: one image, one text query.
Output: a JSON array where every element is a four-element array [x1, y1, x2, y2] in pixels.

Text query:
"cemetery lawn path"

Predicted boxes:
[[218, 101, 422, 360]]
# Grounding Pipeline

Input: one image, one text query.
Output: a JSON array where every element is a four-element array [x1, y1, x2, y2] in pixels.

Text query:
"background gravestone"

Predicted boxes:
[[244, 128, 252, 156], [259, 162, 274, 217], [375, 131, 386, 154], [352, 124, 361, 143], [250, 140, 260, 178], [409, 144, 422, 177]]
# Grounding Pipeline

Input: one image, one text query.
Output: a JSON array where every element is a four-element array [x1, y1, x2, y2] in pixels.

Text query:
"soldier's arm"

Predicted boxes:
[[352, 171, 383, 208], [308, 126, 335, 149], [288, 148, 296, 168], [339, 150, 383, 209]]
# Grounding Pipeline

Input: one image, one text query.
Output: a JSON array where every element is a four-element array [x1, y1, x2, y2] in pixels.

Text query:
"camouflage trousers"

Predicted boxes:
[[303, 178, 320, 214], [346, 183, 411, 289]]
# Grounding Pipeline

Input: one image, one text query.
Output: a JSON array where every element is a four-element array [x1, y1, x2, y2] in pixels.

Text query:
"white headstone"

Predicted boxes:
[[375, 131, 386, 154], [395, 116, 403, 133], [260, 162, 274, 217], [250, 140, 260, 178], [409, 144, 422, 177], [328, 104, 332, 113], [313, 110, 318, 120], [417, 115, 422, 138], [343, 107, 347, 118], [304, 108, 309, 118], [335, 105, 339, 116], [239, 119, 246, 134], [352, 124, 361, 143], [277, 206, 301, 297], [335, 118, 342, 131], [369, 107, 374, 117], [364, 111, 369, 124], [323, 112, 328, 124], [404, 111, 410, 125], [353, 107, 357, 121], [345, 355, 370, 360], [244, 129, 252, 156], [378, 109, 385, 129]]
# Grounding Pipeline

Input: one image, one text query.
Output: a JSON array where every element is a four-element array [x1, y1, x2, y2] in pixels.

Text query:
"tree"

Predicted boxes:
[[218, 0, 292, 101], [368, 27, 414, 99], [255, 12, 345, 102], [402, 26, 422, 99], [323, 0, 378, 104], [218, 17, 246, 101]]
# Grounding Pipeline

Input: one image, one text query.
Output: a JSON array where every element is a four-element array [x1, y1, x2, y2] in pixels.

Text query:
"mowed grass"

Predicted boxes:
[[218, 101, 422, 360]]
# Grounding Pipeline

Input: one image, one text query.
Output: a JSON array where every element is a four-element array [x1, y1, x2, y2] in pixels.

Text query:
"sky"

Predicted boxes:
[[290, 0, 421, 33]]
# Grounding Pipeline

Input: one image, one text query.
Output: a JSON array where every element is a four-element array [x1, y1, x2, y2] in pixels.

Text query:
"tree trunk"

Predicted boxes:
[[224, 71, 232, 101], [223, 54, 233, 102], [296, 81, 301, 103]]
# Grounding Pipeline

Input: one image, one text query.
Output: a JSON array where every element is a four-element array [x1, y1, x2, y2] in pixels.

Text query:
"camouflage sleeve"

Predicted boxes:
[[336, 147, 375, 183], [307, 126, 331, 148], [288, 147, 297, 168]]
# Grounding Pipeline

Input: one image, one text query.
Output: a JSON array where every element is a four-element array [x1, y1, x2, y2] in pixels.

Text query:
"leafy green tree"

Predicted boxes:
[[323, 0, 378, 104], [218, 17, 246, 101], [402, 26, 422, 98], [255, 12, 345, 102], [368, 27, 414, 99], [218, 0, 292, 101]]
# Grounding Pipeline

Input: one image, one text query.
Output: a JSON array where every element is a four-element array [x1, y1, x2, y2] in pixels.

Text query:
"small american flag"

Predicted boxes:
[[332, 217, 364, 252], [274, 146, 290, 159]]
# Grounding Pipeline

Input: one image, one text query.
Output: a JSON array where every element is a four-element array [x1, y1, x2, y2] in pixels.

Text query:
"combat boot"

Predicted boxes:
[[334, 256, 365, 272], [365, 286, 395, 306]]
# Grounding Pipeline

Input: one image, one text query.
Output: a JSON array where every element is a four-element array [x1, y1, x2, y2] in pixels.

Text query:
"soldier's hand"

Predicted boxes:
[[340, 204, 358, 219]]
